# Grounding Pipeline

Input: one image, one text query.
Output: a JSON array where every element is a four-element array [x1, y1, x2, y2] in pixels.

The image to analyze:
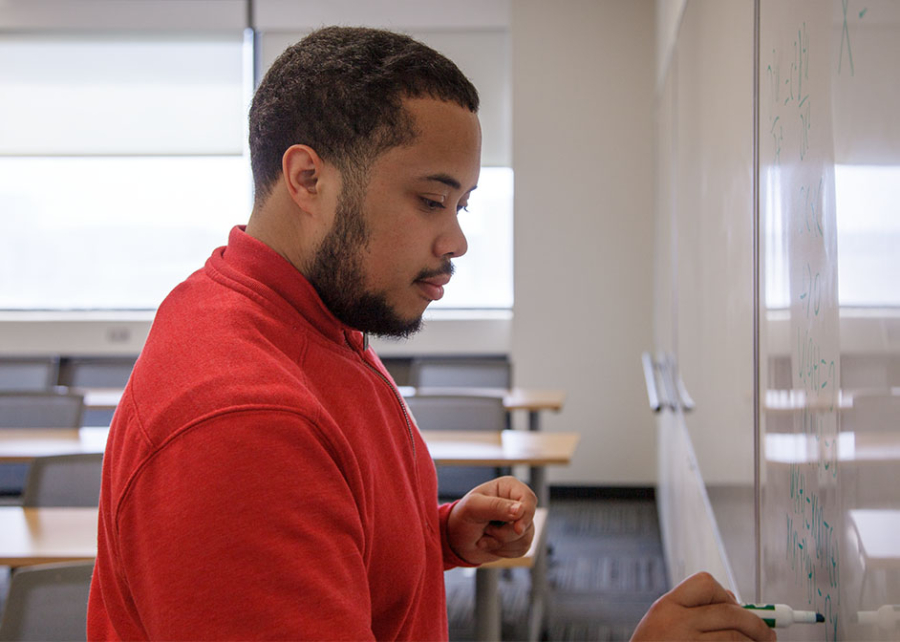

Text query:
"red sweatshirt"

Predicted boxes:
[[88, 226, 470, 640]]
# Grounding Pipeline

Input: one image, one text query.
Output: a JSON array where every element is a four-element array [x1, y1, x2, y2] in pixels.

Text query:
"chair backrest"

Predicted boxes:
[[410, 358, 511, 389], [21, 453, 103, 508], [404, 395, 507, 433], [0, 359, 59, 392], [0, 392, 84, 429], [58, 357, 136, 389], [843, 391, 900, 433], [0, 561, 94, 641], [405, 395, 507, 499]]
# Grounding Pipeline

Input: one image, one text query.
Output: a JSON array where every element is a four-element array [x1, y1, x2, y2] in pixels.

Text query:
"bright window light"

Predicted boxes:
[[0, 156, 251, 309], [834, 164, 900, 307], [763, 164, 899, 309], [431, 167, 514, 309]]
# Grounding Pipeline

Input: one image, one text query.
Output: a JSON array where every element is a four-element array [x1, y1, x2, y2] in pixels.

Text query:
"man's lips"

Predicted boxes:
[[415, 273, 451, 301]]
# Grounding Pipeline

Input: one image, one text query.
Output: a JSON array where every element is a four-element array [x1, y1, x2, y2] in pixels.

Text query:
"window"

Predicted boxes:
[[0, 32, 250, 310], [834, 164, 900, 307], [763, 164, 899, 309], [0, 156, 250, 309], [0, 28, 514, 311], [432, 167, 513, 310]]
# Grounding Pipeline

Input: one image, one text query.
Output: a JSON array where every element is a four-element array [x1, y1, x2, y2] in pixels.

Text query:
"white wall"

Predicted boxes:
[[510, 0, 657, 485], [655, 0, 686, 91]]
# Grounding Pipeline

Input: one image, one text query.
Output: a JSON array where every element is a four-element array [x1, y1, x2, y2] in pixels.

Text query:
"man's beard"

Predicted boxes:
[[305, 181, 425, 340]]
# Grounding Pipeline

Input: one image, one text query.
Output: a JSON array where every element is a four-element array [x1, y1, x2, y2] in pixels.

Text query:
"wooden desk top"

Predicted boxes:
[[0, 427, 108, 463], [401, 387, 566, 412], [422, 430, 580, 466], [849, 509, 900, 568], [80, 388, 123, 411], [82, 387, 567, 414], [0, 507, 98, 567], [481, 507, 548, 569], [765, 431, 900, 464], [1, 428, 579, 469], [0, 507, 549, 571]]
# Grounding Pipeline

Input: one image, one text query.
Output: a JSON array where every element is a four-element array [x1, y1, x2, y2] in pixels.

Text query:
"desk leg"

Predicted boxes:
[[527, 465, 549, 641], [530, 465, 548, 510], [528, 539, 548, 642], [526, 410, 551, 641], [475, 567, 502, 641]]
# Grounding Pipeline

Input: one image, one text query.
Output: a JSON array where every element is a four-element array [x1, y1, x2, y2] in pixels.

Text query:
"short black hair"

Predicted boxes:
[[248, 26, 480, 203]]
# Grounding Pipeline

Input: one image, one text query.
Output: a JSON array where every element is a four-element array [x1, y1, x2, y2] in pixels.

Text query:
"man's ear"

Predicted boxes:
[[282, 144, 328, 214]]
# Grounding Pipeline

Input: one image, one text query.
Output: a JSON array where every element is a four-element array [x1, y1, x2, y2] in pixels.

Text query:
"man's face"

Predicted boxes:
[[307, 98, 481, 338]]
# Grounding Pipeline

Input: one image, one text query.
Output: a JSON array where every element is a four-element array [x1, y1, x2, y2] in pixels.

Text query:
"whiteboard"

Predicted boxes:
[[759, 2, 900, 641], [671, 0, 756, 602]]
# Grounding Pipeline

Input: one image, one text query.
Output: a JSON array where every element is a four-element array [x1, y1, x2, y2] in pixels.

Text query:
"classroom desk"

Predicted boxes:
[[475, 507, 549, 642], [765, 431, 900, 464], [0, 507, 97, 567], [80, 388, 123, 412], [0, 428, 574, 642], [0, 505, 548, 642], [423, 428, 579, 510], [83, 386, 567, 431], [850, 509, 900, 570], [401, 386, 566, 433], [849, 509, 900, 606], [0, 427, 108, 462], [77, 388, 569, 502], [0, 427, 578, 516], [424, 430, 577, 641], [763, 387, 900, 413]]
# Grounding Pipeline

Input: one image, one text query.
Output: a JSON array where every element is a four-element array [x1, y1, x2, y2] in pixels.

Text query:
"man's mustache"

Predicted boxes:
[[415, 262, 454, 282]]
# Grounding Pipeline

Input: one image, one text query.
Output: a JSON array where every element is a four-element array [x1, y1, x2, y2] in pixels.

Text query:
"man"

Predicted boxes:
[[87, 27, 774, 641]]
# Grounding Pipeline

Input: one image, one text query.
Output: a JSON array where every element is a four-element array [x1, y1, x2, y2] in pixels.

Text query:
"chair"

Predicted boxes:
[[843, 391, 900, 433], [0, 392, 85, 497], [58, 357, 135, 428], [0, 392, 85, 429], [21, 454, 103, 508], [410, 357, 511, 389], [58, 357, 136, 389], [404, 395, 507, 499], [0, 561, 94, 641], [0, 359, 59, 392]]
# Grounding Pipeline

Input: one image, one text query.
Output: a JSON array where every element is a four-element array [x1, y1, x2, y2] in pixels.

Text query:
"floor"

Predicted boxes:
[[446, 495, 669, 641]]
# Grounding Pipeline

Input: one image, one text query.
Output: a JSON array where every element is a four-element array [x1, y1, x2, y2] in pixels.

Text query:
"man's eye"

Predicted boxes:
[[421, 197, 445, 210]]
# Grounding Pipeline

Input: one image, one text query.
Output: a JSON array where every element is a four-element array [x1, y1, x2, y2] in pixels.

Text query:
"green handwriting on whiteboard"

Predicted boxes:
[[839, 0, 855, 75]]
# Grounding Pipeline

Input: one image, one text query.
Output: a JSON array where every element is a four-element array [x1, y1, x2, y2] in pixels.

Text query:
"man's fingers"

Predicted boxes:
[[696, 631, 756, 642], [479, 521, 535, 557], [461, 493, 526, 524], [632, 573, 777, 642], [493, 476, 538, 503], [669, 572, 736, 608], [693, 604, 777, 642], [484, 519, 534, 542], [471, 476, 538, 506]]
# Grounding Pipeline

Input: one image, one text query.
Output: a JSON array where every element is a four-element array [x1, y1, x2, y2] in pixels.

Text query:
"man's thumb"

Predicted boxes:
[[463, 494, 522, 522]]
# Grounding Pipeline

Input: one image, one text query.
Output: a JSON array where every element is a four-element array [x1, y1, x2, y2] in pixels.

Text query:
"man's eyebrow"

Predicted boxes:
[[419, 173, 462, 190]]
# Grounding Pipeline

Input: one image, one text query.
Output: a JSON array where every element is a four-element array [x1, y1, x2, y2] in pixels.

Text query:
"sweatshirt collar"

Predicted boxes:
[[212, 225, 367, 351]]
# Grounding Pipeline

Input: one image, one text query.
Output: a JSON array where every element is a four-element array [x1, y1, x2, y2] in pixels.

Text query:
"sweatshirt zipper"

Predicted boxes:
[[346, 335, 417, 461]]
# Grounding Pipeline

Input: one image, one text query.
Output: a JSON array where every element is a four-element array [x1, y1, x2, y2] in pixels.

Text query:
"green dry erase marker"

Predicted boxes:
[[742, 604, 825, 628]]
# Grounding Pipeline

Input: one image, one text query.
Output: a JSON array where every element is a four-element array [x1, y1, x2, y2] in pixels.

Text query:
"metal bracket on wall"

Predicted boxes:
[[641, 352, 695, 413]]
